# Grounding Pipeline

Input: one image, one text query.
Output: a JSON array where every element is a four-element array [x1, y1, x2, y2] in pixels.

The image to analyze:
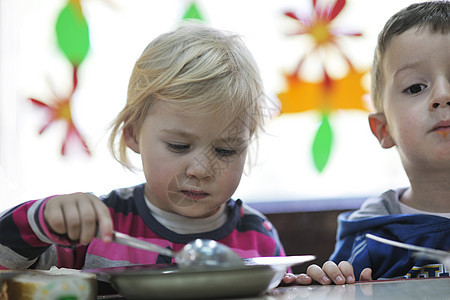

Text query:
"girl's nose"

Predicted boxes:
[[186, 152, 215, 180]]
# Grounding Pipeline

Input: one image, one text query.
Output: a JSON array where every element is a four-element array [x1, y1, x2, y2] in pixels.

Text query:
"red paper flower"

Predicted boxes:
[[279, 0, 367, 172], [30, 67, 90, 156], [284, 0, 362, 75]]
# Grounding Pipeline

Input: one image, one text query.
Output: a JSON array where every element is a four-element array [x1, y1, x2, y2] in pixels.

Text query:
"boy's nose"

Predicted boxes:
[[429, 80, 450, 110], [430, 100, 450, 109], [186, 153, 214, 180]]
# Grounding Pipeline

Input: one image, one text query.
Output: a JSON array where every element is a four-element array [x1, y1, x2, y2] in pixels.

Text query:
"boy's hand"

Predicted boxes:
[[282, 261, 373, 286], [282, 272, 313, 285], [307, 261, 355, 285], [307, 261, 373, 285], [359, 267, 373, 281], [44, 193, 113, 245]]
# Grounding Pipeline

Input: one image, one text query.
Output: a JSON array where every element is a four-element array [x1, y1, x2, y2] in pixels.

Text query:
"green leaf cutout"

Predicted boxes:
[[183, 1, 204, 21], [312, 113, 333, 172], [55, 2, 90, 66]]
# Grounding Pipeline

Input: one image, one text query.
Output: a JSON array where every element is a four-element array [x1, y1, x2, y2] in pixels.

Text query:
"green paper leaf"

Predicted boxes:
[[183, 2, 204, 21], [312, 113, 333, 172], [55, 2, 90, 66]]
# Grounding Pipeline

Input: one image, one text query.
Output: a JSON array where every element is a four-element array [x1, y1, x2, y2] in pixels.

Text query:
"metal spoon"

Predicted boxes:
[[110, 231, 244, 268], [366, 233, 450, 268]]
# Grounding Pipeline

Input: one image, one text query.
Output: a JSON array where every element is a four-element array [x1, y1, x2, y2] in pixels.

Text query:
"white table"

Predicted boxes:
[[96, 277, 450, 299], [258, 278, 450, 300]]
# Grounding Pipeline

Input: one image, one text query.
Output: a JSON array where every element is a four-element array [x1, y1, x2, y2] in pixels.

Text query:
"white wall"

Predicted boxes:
[[0, 0, 416, 212]]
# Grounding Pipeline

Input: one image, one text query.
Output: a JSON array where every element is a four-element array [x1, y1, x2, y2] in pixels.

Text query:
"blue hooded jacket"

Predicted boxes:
[[329, 189, 450, 279]]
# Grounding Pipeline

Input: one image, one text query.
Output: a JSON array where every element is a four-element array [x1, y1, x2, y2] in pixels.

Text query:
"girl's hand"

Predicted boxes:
[[44, 193, 113, 245]]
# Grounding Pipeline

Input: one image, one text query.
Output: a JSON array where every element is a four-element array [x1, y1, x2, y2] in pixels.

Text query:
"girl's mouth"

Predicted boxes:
[[181, 190, 209, 201]]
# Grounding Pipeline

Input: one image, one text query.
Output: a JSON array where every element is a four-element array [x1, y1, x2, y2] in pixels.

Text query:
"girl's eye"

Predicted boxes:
[[403, 84, 426, 94], [215, 148, 236, 157], [167, 143, 190, 153]]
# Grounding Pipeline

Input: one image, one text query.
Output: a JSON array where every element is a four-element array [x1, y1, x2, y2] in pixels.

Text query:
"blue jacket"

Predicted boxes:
[[329, 189, 449, 279]]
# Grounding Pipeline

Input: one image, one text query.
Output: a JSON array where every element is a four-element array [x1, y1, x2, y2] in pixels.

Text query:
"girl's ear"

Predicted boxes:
[[123, 125, 140, 154], [368, 113, 395, 149]]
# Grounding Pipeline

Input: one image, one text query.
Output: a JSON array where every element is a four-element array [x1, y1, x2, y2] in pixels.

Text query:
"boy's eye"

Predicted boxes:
[[215, 148, 236, 157], [167, 143, 190, 153], [403, 84, 426, 94]]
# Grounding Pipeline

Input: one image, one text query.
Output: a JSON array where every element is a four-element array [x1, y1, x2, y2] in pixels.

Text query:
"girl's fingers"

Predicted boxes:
[[44, 193, 113, 245], [92, 198, 113, 243], [44, 197, 67, 235], [61, 200, 82, 242], [77, 197, 98, 245]]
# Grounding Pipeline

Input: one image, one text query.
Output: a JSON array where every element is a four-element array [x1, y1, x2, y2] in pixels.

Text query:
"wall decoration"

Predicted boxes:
[[277, 0, 369, 172], [2, 0, 415, 212], [182, 1, 204, 21], [29, 0, 91, 156], [27, 0, 205, 157]]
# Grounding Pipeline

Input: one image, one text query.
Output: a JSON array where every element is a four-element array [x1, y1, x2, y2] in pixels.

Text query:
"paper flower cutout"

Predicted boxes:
[[278, 67, 368, 113], [55, 0, 89, 67], [30, 0, 91, 156], [30, 68, 90, 155], [278, 0, 368, 172], [284, 0, 362, 52], [182, 1, 205, 21]]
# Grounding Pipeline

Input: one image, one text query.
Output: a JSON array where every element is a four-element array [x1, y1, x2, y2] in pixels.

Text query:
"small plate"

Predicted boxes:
[[91, 264, 278, 299]]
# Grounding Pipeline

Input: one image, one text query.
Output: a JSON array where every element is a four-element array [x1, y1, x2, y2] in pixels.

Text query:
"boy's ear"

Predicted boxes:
[[123, 125, 140, 154], [368, 113, 395, 149]]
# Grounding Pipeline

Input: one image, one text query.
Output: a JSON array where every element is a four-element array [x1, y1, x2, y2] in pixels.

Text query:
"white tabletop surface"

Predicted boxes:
[[240, 278, 450, 300]]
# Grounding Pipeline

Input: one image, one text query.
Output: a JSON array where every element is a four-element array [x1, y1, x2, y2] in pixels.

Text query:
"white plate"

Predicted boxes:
[[244, 255, 315, 269]]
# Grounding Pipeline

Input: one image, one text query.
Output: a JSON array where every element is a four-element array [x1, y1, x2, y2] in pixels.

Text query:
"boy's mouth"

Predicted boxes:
[[432, 120, 450, 137]]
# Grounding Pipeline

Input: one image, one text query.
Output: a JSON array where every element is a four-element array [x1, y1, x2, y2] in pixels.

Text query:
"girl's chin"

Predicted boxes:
[[175, 206, 220, 218]]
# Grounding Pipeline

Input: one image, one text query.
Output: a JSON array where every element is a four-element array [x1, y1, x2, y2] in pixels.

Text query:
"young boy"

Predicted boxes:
[[284, 0, 450, 285]]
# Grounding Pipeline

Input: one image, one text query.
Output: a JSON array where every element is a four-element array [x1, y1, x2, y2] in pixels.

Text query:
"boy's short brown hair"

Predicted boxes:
[[371, 1, 449, 112]]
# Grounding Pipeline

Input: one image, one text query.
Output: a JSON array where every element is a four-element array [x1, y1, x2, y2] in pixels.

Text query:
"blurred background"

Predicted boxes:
[[0, 0, 414, 210], [0, 0, 416, 214]]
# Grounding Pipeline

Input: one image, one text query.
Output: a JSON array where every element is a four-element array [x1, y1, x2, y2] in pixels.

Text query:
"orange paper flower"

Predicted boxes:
[[280, 0, 367, 113], [279, 0, 368, 172], [278, 67, 369, 113]]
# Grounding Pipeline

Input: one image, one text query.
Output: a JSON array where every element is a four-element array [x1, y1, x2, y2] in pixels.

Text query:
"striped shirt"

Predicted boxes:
[[0, 184, 285, 270]]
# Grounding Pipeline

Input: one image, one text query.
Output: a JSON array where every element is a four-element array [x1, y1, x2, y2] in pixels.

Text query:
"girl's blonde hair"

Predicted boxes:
[[109, 23, 266, 169]]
